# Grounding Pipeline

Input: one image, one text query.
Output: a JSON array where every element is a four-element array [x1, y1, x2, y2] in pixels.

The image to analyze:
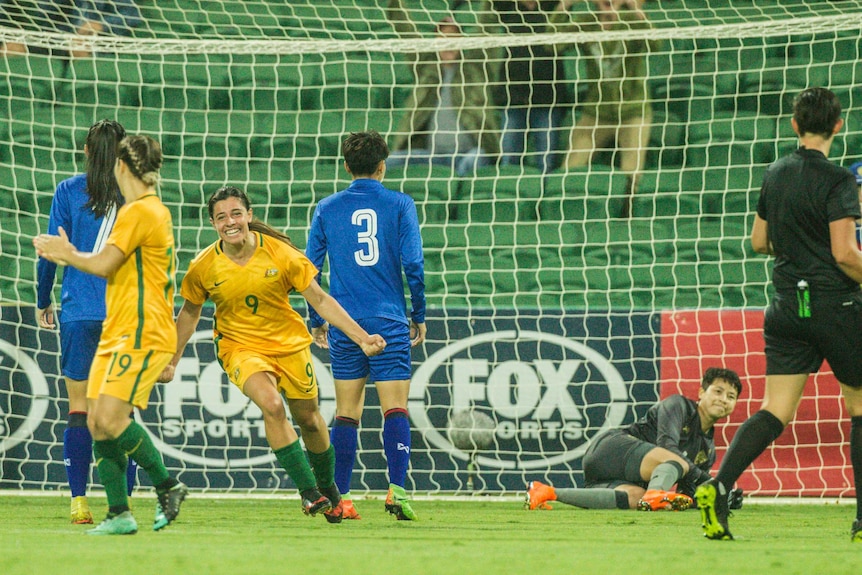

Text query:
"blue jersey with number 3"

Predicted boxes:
[[305, 178, 426, 328]]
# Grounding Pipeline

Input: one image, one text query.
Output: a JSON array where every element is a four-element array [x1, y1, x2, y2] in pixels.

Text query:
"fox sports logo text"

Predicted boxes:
[[410, 331, 627, 470], [138, 331, 334, 467], [0, 339, 50, 454]]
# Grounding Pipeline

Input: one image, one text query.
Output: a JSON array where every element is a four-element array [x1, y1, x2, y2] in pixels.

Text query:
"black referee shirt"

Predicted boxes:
[[757, 146, 860, 296]]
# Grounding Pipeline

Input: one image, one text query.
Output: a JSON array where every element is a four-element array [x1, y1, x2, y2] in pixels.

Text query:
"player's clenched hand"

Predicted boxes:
[[311, 325, 329, 349], [158, 363, 176, 383], [361, 334, 386, 357], [37, 305, 56, 329], [410, 321, 427, 347]]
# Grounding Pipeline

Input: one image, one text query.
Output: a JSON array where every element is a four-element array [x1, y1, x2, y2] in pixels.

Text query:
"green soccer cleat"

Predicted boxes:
[[86, 511, 138, 535], [696, 479, 733, 540], [385, 484, 417, 521], [154, 481, 189, 531], [852, 520, 862, 542]]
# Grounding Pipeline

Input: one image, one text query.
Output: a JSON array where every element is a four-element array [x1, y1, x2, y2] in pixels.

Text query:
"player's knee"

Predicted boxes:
[[258, 396, 288, 422]]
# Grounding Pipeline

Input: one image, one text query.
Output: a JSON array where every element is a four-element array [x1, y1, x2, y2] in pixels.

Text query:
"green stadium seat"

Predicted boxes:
[[227, 53, 322, 112], [789, 32, 860, 70], [646, 111, 685, 169], [631, 171, 717, 219], [737, 57, 822, 116], [312, 52, 397, 111], [279, 3, 356, 41], [0, 53, 63, 106], [139, 54, 231, 111], [194, 0, 285, 37], [67, 56, 145, 108], [9, 104, 87, 170], [455, 165, 544, 222], [385, 163, 458, 224], [540, 167, 628, 222], [650, 79, 718, 123], [687, 111, 778, 146]]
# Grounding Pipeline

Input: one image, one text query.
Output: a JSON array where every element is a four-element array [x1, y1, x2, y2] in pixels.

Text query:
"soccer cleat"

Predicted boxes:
[[319, 483, 343, 523], [637, 489, 693, 512], [70, 495, 94, 525], [852, 520, 862, 542], [524, 481, 556, 511], [324, 499, 344, 524], [341, 499, 362, 520], [86, 511, 138, 535], [696, 479, 734, 540], [153, 481, 189, 531], [385, 484, 417, 521], [301, 489, 332, 517]]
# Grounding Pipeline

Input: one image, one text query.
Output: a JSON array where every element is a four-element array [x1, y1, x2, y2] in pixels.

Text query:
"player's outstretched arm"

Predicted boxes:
[[158, 300, 204, 383], [34, 226, 125, 278], [300, 280, 386, 357]]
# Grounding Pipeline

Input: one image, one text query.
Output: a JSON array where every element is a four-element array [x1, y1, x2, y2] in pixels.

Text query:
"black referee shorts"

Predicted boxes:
[[764, 291, 862, 387], [582, 429, 653, 488]]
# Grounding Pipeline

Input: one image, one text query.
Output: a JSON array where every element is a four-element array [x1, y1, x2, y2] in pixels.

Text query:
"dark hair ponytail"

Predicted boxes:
[[83, 119, 126, 218]]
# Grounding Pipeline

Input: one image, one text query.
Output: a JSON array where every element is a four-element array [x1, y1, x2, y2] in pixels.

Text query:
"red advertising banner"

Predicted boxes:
[[660, 310, 855, 497]]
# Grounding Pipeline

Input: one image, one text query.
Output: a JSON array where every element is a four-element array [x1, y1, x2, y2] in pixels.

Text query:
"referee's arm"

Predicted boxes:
[[750, 214, 773, 255], [830, 216, 862, 284]]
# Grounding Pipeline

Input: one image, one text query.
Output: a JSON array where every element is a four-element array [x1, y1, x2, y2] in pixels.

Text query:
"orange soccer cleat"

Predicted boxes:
[[341, 498, 362, 520], [637, 489, 693, 512], [524, 481, 557, 511]]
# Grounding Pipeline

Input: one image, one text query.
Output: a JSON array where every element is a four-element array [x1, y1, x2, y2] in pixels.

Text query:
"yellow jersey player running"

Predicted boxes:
[[159, 186, 385, 523], [34, 134, 188, 535]]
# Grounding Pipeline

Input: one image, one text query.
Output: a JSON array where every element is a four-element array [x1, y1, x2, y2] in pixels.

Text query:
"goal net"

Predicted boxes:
[[1, 0, 861, 498]]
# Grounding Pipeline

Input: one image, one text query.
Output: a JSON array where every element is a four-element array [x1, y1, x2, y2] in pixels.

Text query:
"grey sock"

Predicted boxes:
[[555, 488, 621, 509], [646, 461, 685, 491]]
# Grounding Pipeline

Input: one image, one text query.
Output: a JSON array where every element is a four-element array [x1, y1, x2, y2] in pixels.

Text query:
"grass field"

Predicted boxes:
[[1, 494, 861, 575]]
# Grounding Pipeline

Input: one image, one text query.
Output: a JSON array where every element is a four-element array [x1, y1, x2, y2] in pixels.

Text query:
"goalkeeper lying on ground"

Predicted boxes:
[[526, 367, 743, 511]]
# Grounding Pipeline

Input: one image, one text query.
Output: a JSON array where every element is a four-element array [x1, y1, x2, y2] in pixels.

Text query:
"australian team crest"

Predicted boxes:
[[264, 268, 278, 278]]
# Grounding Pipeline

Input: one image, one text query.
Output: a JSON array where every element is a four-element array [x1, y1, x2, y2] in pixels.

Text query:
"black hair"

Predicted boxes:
[[116, 134, 162, 187], [342, 130, 389, 177], [206, 186, 298, 249], [701, 367, 743, 396], [83, 119, 126, 218], [793, 87, 842, 140]]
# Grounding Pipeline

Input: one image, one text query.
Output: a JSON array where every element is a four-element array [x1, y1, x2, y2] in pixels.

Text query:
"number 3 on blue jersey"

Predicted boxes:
[[352, 209, 379, 266]]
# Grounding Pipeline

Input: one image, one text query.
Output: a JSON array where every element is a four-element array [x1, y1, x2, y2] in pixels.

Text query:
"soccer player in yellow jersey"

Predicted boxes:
[[158, 186, 386, 523], [34, 134, 188, 535]]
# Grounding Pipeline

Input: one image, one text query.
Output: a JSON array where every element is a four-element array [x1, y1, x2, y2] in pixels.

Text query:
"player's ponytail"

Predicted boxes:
[[207, 186, 299, 250], [83, 119, 126, 218]]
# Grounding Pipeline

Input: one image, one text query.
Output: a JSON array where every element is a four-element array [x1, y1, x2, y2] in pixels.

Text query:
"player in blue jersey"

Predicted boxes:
[[306, 130, 427, 520], [36, 119, 137, 524]]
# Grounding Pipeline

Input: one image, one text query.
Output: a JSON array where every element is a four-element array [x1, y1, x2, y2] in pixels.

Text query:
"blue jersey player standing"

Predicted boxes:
[[306, 130, 427, 521], [36, 119, 136, 524]]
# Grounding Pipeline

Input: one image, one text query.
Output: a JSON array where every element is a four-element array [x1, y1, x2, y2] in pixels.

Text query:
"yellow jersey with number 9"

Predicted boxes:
[[101, 194, 177, 353], [181, 231, 316, 355]]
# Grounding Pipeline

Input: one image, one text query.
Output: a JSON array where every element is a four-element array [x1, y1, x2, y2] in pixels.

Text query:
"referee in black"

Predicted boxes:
[[697, 87, 862, 542]]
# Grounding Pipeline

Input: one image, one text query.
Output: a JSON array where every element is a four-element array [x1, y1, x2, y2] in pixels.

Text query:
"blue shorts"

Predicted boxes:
[[328, 317, 412, 381], [59, 320, 102, 381]]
